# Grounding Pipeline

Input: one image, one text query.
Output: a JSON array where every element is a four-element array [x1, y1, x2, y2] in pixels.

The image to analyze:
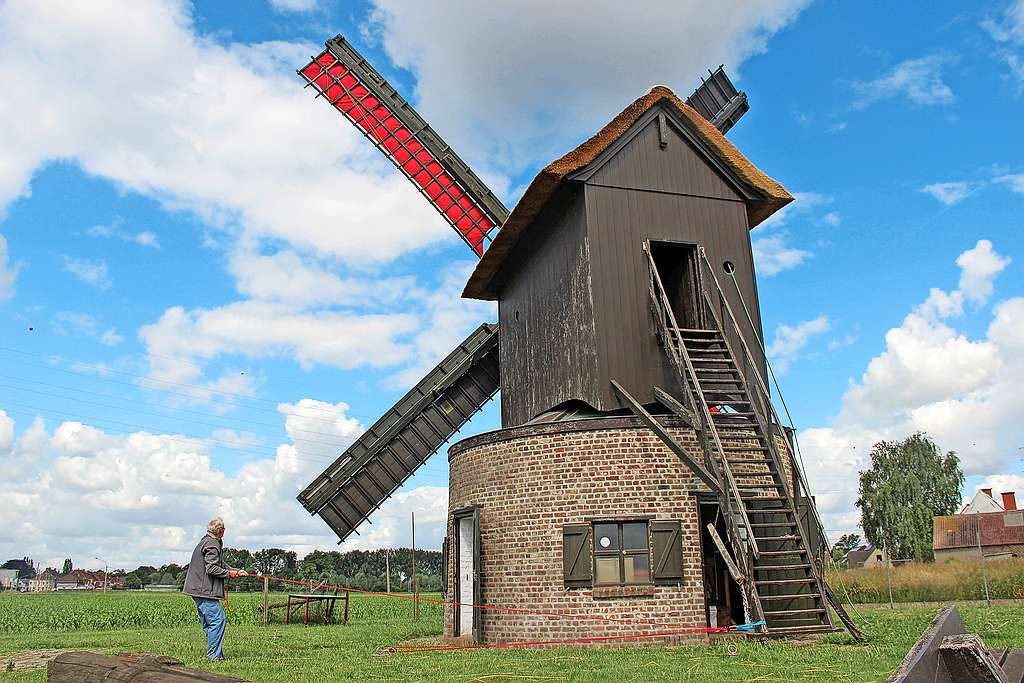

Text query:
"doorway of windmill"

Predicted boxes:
[[699, 500, 744, 628], [649, 241, 705, 330]]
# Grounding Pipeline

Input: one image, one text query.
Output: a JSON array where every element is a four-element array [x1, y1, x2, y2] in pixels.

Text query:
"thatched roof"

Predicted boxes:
[[464, 85, 793, 300]]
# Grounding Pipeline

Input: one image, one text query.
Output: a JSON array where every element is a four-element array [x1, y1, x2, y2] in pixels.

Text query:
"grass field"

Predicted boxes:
[[1, 592, 1022, 682], [828, 557, 1024, 604]]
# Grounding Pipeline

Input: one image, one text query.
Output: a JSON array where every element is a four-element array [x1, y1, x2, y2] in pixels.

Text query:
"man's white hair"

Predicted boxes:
[[207, 518, 225, 534]]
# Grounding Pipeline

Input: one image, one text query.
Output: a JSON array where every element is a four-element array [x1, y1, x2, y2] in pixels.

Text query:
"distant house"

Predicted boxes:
[[29, 568, 58, 592], [842, 544, 888, 569], [0, 569, 18, 590], [934, 491, 1024, 563], [55, 570, 101, 590], [960, 488, 1012, 514]]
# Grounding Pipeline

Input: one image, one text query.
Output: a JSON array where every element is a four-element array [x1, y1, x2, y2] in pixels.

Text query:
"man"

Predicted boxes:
[[182, 518, 248, 661]]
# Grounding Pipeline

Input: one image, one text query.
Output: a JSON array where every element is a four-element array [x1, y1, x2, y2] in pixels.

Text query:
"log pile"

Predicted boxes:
[[47, 652, 249, 682]]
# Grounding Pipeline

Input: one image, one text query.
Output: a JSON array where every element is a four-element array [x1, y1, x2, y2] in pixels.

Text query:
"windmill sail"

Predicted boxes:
[[299, 36, 509, 256], [685, 66, 749, 134], [297, 323, 499, 542]]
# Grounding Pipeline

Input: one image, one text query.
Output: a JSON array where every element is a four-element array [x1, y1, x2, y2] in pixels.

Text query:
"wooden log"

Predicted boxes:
[[48, 652, 248, 682], [938, 634, 1009, 682]]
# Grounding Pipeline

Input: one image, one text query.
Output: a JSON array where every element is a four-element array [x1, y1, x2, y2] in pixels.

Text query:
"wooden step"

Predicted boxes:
[[762, 625, 839, 636], [754, 564, 811, 572], [755, 535, 800, 542], [763, 608, 827, 617], [755, 578, 817, 586], [758, 549, 806, 557], [722, 445, 768, 452], [758, 593, 821, 601], [749, 522, 798, 528]]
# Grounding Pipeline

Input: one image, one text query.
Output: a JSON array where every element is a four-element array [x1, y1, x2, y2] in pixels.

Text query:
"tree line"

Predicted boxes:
[[121, 547, 442, 592]]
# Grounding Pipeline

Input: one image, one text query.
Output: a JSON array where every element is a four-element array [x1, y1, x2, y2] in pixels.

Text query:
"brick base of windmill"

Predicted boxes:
[[443, 416, 797, 644]]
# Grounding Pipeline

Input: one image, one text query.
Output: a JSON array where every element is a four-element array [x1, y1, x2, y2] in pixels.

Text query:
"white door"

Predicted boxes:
[[457, 515, 475, 636]]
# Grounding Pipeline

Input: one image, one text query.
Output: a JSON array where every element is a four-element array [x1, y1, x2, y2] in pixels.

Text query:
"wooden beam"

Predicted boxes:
[[824, 583, 865, 641], [653, 386, 700, 431], [706, 523, 745, 585], [611, 380, 721, 494]]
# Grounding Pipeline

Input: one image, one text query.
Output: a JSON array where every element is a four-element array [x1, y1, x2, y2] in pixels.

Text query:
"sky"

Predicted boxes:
[[0, 0, 1022, 571]]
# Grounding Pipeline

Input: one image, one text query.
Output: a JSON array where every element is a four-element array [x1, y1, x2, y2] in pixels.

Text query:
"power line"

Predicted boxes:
[[0, 373, 358, 445], [0, 401, 335, 465], [0, 347, 380, 424]]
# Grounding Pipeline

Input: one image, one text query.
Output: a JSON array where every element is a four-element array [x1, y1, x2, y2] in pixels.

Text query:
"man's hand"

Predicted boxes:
[[228, 570, 249, 578]]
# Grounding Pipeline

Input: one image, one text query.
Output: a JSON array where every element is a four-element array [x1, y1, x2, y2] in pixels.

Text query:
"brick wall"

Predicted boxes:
[[444, 418, 722, 645]]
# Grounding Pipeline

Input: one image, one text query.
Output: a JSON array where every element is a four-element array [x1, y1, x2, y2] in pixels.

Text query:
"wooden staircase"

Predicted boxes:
[[677, 328, 833, 634], [643, 242, 840, 636]]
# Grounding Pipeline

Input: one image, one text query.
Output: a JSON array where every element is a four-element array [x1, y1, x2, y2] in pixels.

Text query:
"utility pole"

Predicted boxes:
[[882, 540, 894, 609], [411, 511, 419, 620], [385, 549, 391, 594], [977, 523, 991, 606], [94, 557, 108, 592]]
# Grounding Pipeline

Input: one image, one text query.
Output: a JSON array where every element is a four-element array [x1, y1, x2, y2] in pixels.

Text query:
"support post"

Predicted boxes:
[[385, 549, 391, 594], [706, 523, 745, 584], [262, 576, 269, 626], [611, 380, 721, 493]]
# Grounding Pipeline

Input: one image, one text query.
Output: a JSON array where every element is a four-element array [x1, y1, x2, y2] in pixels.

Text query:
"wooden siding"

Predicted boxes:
[[497, 185, 599, 426], [589, 116, 740, 201], [585, 182, 766, 411]]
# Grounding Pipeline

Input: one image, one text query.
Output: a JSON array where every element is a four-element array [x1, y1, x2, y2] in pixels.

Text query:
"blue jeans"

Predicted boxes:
[[193, 597, 226, 660]]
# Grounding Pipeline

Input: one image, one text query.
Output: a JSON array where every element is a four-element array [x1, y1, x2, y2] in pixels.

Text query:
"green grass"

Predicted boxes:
[[1, 592, 1022, 682], [828, 558, 1024, 604]]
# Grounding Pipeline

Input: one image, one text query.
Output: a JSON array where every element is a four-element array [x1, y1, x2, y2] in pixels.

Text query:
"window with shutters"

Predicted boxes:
[[563, 519, 683, 588]]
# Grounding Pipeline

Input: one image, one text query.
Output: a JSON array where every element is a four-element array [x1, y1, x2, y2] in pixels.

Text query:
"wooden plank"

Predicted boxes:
[[823, 583, 865, 642], [938, 634, 1010, 682], [706, 523, 745, 585], [610, 380, 720, 493], [1000, 649, 1024, 683], [653, 385, 700, 430]]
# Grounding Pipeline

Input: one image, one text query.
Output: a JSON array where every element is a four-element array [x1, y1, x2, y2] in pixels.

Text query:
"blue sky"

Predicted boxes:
[[0, 0, 1022, 569]]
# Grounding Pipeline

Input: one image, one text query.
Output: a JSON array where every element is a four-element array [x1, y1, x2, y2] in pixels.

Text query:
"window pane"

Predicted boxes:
[[594, 523, 619, 551], [624, 554, 650, 584], [595, 557, 620, 585], [622, 522, 648, 551]]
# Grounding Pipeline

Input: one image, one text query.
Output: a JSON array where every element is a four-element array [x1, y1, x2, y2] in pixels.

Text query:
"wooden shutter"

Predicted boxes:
[[651, 520, 683, 584], [562, 523, 592, 587]]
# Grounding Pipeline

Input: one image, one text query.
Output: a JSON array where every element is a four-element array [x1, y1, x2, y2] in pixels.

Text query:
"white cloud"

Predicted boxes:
[[800, 241, 1022, 539], [86, 219, 161, 249], [139, 301, 420, 392], [752, 233, 811, 276], [0, 399, 451, 566], [0, 234, 21, 300], [269, 0, 317, 13], [367, 0, 811, 175], [0, 0, 446, 265], [851, 55, 956, 109], [60, 256, 112, 291], [919, 180, 978, 206], [822, 211, 841, 226], [982, 1, 1024, 88], [995, 173, 1024, 194], [766, 315, 830, 373], [50, 311, 124, 347], [758, 191, 831, 229], [957, 239, 1011, 304], [226, 248, 412, 309]]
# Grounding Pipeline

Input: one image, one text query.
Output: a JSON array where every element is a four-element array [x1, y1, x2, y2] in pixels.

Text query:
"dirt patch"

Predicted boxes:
[[3, 649, 83, 672]]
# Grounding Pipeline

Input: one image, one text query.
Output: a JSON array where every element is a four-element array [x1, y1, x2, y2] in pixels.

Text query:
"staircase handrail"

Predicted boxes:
[[695, 249, 829, 555], [643, 245, 759, 567]]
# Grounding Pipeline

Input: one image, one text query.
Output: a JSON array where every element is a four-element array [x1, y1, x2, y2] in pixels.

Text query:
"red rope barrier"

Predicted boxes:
[[249, 574, 698, 630]]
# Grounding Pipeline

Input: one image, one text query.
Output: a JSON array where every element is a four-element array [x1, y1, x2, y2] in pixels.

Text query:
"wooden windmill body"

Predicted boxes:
[[295, 36, 855, 642]]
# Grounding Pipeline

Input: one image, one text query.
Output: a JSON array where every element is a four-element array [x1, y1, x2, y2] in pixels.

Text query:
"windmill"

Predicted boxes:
[[294, 35, 857, 642]]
